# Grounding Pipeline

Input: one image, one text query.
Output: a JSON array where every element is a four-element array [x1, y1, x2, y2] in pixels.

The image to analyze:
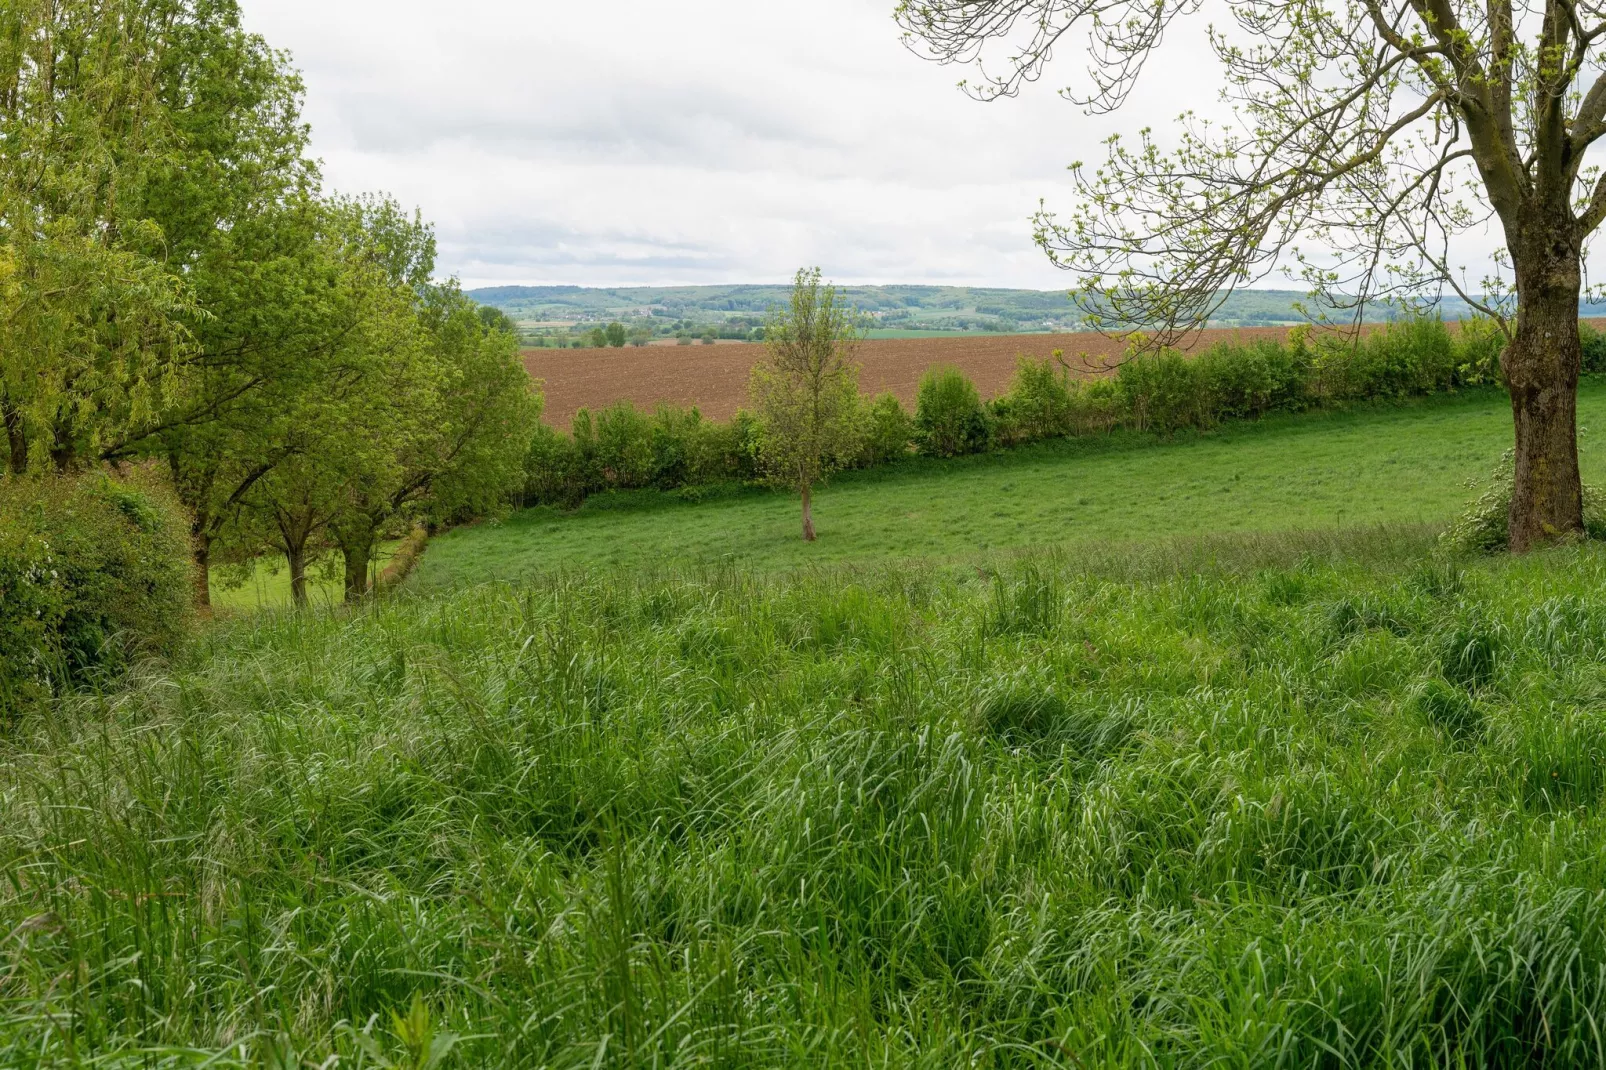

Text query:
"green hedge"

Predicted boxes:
[[0, 473, 193, 719], [523, 317, 1548, 509]]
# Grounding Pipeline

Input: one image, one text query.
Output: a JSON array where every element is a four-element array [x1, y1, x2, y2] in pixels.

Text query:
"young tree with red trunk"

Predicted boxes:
[[898, 0, 1606, 549]]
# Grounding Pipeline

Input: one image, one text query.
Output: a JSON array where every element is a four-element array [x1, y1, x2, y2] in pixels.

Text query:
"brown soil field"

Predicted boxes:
[[524, 327, 1311, 430], [527, 320, 1596, 430]]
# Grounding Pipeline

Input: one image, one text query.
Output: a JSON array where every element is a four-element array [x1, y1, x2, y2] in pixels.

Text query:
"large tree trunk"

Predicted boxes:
[[1504, 242, 1585, 552], [285, 540, 309, 609], [339, 526, 376, 604], [801, 483, 816, 542]]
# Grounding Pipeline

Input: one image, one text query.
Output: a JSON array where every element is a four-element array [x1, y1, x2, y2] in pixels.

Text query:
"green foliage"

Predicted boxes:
[[750, 269, 863, 539], [524, 403, 760, 507], [604, 322, 627, 348], [855, 392, 914, 466], [509, 319, 1562, 513], [22, 540, 1606, 1060], [1310, 318, 1459, 400], [992, 355, 1076, 445], [0, 473, 191, 718], [914, 365, 992, 456], [1115, 349, 1202, 433], [1194, 337, 1309, 419]]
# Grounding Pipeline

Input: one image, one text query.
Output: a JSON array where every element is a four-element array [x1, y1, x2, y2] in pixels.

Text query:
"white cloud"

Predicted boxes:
[[240, 0, 1222, 288], [259, 0, 1549, 293]]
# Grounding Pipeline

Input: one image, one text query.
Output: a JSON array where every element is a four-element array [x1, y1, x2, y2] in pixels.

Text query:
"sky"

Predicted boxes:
[[239, 0, 1230, 290]]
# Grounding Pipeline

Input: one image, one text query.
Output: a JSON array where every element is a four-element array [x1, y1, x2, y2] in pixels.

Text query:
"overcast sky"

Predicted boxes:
[[239, 0, 1240, 290]]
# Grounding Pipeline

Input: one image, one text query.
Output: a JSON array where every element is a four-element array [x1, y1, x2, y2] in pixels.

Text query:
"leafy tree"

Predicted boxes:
[[899, 0, 1606, 549], [749, 268, 863, 541], [587, 326, 607, 348], [476, 304, 518, 335], [329, 281, 540, 601], [605, 321, 627, 348], [100, 2, 320, 604], [237, 196, 435, 608], [0, 0, 193, 473]]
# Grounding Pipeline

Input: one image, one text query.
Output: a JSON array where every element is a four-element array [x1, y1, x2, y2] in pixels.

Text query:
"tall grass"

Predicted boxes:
[[8, 531, 1606, 1064]]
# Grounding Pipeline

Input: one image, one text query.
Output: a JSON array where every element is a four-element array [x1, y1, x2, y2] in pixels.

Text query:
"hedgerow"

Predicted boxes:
[[524, 318, 1534, 508]]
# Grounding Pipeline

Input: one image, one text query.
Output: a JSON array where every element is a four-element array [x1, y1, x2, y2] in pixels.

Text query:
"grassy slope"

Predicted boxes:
[[10, 534, 1606, 1063], [417, 381, 1606, 586]]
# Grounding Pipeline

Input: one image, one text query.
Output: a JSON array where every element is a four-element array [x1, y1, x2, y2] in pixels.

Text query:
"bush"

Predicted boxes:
[[1194, 337, 1309, 420], [1581, 321, 1606, 374], [1116, 349, 1201, 433], [0, 472, 192, 719], [914, 366, 992, 457], [1313, 318, 1457, 399], [524, 424, 590, 507], [525, 404, 762, 507], [1458, 316, 1507, 385], [856, 393, 914, 466], [993, 355, 1074, 445]]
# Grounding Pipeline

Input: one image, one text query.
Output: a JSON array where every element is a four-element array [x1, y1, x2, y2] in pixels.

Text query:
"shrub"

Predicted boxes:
[[995, 355, 1075, 445], [856, 393, 913, 467], [1195, 337, 1309, 420], [1314, 318, 1457, 400], [0, 472, 192, 719], [1457, 316, 1507, 385], [914, 366, 992, 457], [1582, 321, 1606, 374], [524, 424, 590, 506], [1067, 377, 1121, 435], [592, 401, 655, 488], [1115, 349, 1201, 433]]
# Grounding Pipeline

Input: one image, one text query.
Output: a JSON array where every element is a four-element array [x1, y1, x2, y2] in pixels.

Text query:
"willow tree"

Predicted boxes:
[[0, 0, 191, 473], [899, 0, 1606, 549]]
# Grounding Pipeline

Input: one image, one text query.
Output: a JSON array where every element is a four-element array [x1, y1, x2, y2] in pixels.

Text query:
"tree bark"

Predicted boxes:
[[194, 536, 213, 610], [284, 539, 309, 609], [2, 396, 25, 475], [801, 483, 816, 542], [1504, 234, 1585, 551], [339, 527, 376, 604]]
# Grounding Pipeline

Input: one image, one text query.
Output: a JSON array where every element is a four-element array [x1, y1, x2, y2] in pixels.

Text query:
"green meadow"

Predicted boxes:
[[418, 382, 1606, 585], [12, 528, 1606, 1064]]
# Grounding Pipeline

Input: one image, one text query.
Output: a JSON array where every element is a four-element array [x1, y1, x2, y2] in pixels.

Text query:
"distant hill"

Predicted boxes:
[[466, 284, 1605, 337]]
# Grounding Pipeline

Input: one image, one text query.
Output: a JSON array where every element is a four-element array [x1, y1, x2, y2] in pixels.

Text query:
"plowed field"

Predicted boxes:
[[522, 325, 1357, 428]]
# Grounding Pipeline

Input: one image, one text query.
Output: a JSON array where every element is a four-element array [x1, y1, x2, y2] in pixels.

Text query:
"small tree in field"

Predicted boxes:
[[750, 268, 862, 541]]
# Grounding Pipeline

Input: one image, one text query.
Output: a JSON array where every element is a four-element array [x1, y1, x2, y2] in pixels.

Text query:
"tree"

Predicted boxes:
[[898, 0, 1606, 550], [605, 321, 627, 348], [103, 1, 319, 605], [237, 195, 435, 608], [328, 281, 540, 602], [749, 268, 862, 541], [0, 0, 193, 473]]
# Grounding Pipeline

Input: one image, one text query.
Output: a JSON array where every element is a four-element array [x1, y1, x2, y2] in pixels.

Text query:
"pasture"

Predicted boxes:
[[417, 381, 1606, 585]]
